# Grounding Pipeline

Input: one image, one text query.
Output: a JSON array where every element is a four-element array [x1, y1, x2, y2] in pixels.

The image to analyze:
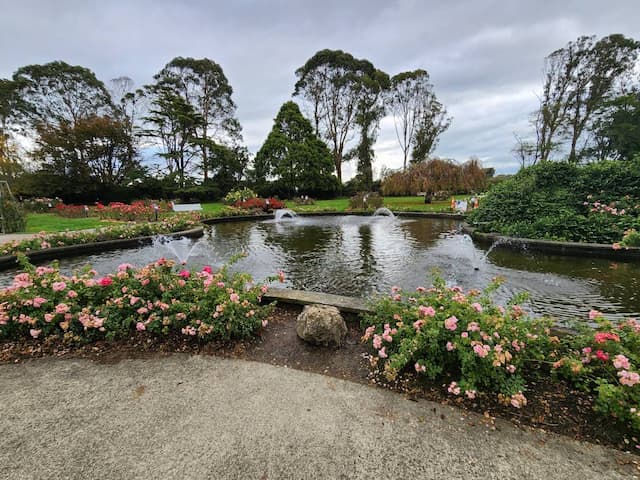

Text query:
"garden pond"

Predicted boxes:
[[4, 215, 639, 322]]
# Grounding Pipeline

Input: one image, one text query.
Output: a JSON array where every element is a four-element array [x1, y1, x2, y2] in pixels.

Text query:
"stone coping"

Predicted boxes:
[[462, 223, 640, 261], [0, 226, 205, 271], [264, 287, 372, 314]]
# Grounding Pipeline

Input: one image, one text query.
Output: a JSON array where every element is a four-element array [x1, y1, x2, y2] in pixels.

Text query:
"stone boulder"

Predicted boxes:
[[296, 304, 347, 347]]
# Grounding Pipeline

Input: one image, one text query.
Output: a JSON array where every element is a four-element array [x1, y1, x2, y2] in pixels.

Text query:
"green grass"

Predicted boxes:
[[200, 203, 227, 214], [201, 196, 467, 214], [26, 214, 115, 233]]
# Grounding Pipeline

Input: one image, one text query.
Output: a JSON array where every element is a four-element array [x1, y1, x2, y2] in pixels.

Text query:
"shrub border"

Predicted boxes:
[[0, 227, 205, 270], [462, 223, 640, 261]]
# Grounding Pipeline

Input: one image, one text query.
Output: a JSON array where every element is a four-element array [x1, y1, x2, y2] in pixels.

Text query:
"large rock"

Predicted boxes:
[[296, 304, 347, 347]]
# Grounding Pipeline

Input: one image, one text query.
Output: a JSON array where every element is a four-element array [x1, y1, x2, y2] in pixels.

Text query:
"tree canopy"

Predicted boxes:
[[253, 101, 337, 197]]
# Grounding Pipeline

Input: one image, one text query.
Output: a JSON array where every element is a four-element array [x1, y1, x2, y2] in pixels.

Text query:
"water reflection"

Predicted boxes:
[[1, 216, 638, 322]]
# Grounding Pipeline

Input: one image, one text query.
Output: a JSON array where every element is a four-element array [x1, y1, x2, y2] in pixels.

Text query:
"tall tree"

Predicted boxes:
[[351, 69, 389, 190], [294, 49, 378, 184], [534, 34, 640, 162], [387, 70, 450, 170], [253, 101, 337, 197], [146, 57, 241, 185], [33, 115, 140, 190], [410, 94, 451, 164], [12, 61, 113, 129], [144, 83, 201, 188], [588, 91, 640, 161]]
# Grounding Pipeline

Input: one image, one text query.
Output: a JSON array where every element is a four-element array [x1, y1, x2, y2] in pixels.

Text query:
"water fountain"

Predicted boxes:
[[372, 207, 395, 218], [152, 235, 206, 264], [275, 209, 298, 221]]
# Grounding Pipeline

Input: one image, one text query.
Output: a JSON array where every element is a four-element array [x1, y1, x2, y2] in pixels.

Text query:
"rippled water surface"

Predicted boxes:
[[7, 216, 639, 322]]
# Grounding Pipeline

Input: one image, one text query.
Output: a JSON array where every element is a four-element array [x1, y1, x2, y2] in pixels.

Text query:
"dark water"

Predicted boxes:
[[4, 216, 639, 322]]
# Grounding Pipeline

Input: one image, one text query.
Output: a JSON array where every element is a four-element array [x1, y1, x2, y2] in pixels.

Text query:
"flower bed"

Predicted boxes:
[[233, 197, 285, 212], [363, 275, 640, 435], [0, 213, 201, 257], [0, 256, 275, 343], [95, 201, 170, 222]]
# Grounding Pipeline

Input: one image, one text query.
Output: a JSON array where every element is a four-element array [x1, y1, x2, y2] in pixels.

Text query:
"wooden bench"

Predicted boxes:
[[172, 203, 202, 212]]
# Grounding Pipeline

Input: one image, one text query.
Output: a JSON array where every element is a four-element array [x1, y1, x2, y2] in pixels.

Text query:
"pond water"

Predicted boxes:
[[6, 216, 639, 322]]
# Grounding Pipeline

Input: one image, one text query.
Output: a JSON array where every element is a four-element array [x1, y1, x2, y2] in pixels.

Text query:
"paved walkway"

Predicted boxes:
[[0, 232, 41, 244], [0, 355, 636, 479]]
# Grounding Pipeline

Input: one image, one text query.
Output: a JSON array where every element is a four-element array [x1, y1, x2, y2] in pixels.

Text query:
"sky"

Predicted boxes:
[[1, 0, 639, 177]]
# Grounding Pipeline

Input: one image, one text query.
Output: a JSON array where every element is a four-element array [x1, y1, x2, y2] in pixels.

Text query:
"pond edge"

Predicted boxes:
[[462, 223, 640, 261], [0, 226, 205, 271]]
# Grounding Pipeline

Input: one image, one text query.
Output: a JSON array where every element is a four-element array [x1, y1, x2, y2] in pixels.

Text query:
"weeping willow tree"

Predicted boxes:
[[381, 157, 486, 196]]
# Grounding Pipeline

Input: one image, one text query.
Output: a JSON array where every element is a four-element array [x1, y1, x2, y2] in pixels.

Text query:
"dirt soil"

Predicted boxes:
[[1, 304, 638, 458]]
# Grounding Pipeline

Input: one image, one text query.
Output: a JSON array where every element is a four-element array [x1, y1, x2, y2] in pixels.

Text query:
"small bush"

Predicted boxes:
[[0, 199, 26, 233], [233, 197, 285, 212], [223, 188, 258, 205], [349, 192, 383, 210], [553, 312, 640, 433], [21, 197, 61, 213]]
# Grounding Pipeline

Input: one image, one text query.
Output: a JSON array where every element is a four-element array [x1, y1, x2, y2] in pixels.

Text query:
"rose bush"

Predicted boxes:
[[0, 255, 275, 343], [553, 311, 640, 432], [96, 201, 170, 222], [362, 276, 555, 407]]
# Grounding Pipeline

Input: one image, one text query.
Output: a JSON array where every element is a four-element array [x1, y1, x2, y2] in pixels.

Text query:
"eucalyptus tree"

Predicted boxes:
[[145, 57, 241, 186], [351, 69, 390, 190], [534, 34, 640, 162], [12, 61, 113, 129], [387, 69, 451, 168], [294, 49, 381, 184]]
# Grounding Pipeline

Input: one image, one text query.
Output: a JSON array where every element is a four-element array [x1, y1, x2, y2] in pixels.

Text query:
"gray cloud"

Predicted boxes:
[[1, 0, 639, 175]]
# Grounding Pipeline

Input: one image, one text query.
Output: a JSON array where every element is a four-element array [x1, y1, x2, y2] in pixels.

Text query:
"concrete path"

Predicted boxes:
[[0, 232, 41, 244], [0, 355, 636, 479]]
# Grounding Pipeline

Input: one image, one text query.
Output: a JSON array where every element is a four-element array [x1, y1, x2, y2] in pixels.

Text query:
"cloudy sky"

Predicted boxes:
[[1, 0, 639, 177]]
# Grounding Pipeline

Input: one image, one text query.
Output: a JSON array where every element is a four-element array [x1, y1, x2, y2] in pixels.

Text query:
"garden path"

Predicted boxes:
[[0, 355, 635, 479]]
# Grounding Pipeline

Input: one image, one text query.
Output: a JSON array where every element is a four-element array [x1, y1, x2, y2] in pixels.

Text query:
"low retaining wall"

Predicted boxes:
[[0, 226, 205, 271], [462, 223, 640, 261]]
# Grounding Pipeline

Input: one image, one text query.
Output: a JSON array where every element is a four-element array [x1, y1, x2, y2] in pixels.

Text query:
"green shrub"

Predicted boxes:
[[469, 159, 640, 243], [0, 199, 26, 233]]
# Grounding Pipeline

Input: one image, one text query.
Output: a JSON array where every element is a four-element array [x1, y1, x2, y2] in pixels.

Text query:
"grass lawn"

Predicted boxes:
[[26, 214, 115, 233], [201, 196, 468, 214]]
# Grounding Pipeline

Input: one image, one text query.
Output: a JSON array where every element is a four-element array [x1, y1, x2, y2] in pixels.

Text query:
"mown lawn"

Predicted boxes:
[[26, 214, 115, 233], [201, 196, 467, 214]]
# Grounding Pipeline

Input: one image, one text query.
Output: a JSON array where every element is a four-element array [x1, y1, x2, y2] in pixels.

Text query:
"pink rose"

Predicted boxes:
[[378, 347, 388, 359], [446, 341, 456, 351], [136, 322, 146, 331], [29, 328, 42, 338], [589, 309, 603, 320], [415, 363, 426, 373], [444, 316, 458, 331], [471, 302, 483, 313], [52, 281, 66, 292], [613, 354, 631, 370], [33, 297, 47, 308], [179, 270, 190, 278], [98, 277, 113, 287], [418, 305, 436, 317], [447, 381, 461, 395]]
